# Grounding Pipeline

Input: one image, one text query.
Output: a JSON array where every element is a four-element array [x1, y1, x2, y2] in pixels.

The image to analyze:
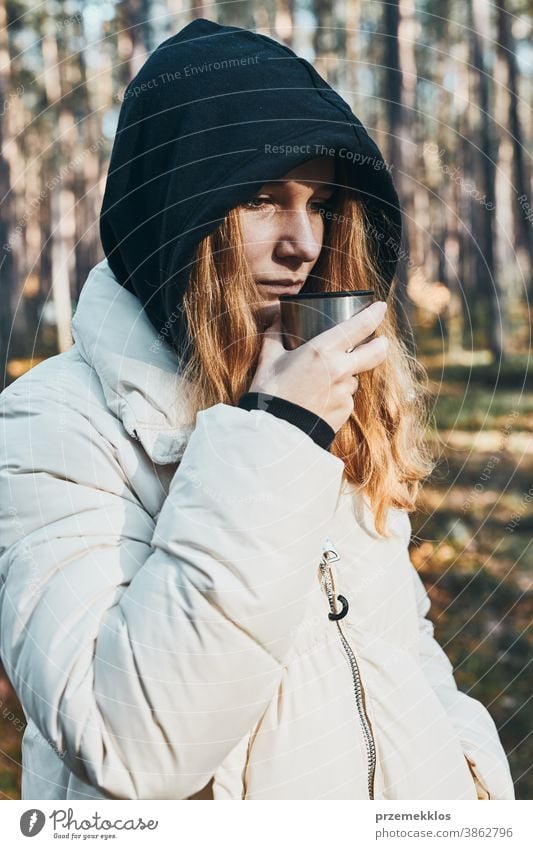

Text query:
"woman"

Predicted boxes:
[[0, 18, 514, 800]]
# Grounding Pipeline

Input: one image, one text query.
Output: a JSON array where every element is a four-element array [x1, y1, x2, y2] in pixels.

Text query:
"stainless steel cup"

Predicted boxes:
[[279, 290, 376, 352]]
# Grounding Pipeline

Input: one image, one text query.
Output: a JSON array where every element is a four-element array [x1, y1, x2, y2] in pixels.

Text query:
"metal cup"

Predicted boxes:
[[279, 290, 376, 352]]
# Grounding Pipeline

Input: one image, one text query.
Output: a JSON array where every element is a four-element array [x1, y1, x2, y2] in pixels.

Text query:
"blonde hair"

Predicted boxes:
[[175, 160, 436, 536]]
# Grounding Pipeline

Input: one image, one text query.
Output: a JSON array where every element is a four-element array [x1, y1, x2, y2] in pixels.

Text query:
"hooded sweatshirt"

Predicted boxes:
[[99, 17, 402, 450]]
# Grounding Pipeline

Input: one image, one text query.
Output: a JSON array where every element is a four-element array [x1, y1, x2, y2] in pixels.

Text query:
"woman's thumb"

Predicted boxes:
[[249, 313, 286, 396], [261, 312, 285, 354]]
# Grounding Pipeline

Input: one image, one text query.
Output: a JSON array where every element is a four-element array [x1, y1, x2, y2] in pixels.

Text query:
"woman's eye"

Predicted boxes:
[[243, 197, 270, 209], [310, 201, 332, 214], [241, 198, 334, 213]]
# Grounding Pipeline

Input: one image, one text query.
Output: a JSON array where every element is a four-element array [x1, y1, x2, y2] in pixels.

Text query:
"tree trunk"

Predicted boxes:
[[495, 0, 533, 301], [42, 26, 74, 352], [469, 0, 503, 360], [0, 0, 17, 387], [116, 0, 152, 88], [313, 0, 346, 88], [215, 2, 255, 30], [345, 0, 361, 109], [382, 0, 416, 356]]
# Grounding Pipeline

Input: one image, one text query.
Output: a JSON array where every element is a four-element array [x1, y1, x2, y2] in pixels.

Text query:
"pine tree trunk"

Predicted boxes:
[[382, 0, 416, 355], [469, 0, 504, 360], [0, 0, 16, 387], [496, 0, 533, 301]]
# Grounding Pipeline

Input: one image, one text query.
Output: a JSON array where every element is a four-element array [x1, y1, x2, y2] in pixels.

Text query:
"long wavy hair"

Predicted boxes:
[[174, 159, 436, 536]]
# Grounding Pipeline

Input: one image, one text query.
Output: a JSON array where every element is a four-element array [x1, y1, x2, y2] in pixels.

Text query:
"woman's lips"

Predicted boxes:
[[257, 282, 303, 296]]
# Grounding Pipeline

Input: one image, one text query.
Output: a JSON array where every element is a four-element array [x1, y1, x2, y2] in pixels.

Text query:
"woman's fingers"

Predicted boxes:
[[319, 301, 388, 354], [345, 335, 389, 374]]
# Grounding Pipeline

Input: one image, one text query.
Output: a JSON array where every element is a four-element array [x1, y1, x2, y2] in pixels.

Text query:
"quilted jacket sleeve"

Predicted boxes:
[[402, 514, 515, 800], [0, 384, 345, 799]]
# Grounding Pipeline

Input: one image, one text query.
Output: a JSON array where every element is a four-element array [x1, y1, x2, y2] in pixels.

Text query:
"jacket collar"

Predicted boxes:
[[71, 258, 194, 465]]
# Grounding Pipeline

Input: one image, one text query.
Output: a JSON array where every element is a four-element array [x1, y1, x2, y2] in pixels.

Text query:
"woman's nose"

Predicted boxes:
[[274, 208, 322, 263]]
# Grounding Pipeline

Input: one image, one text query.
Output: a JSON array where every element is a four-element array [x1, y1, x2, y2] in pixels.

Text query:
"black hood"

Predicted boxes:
[[99, 17, 402, 358]]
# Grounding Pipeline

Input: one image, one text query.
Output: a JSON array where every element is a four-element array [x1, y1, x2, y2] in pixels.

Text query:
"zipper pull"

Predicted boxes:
[[320, 536, 340, 566], [319, 537, 340, 590], [319, 540, 349, 621]]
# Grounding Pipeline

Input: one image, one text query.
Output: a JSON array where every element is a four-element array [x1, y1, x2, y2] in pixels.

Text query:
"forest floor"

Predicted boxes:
[[0, 341, 531, 800], [411, 346, 532, 801]]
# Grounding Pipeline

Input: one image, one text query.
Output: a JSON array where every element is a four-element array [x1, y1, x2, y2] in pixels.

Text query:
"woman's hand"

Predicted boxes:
[[248, 301, 389, 434]]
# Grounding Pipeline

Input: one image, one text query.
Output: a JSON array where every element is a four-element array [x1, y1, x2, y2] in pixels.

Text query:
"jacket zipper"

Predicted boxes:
[[319, 541, 377, 800]]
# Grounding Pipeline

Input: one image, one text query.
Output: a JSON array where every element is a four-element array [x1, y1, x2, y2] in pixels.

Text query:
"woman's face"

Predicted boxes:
[[238, 156, 336, 324]]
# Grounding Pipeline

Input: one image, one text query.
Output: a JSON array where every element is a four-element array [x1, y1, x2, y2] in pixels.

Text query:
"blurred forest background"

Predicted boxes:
[[0, 0, 532, 800]]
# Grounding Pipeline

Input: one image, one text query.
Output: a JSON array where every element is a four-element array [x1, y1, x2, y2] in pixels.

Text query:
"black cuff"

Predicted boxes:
[[237, 392, 336, 452]]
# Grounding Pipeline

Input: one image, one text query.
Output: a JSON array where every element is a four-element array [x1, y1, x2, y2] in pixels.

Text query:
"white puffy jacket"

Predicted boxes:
[[0, 259, 515, 800]]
